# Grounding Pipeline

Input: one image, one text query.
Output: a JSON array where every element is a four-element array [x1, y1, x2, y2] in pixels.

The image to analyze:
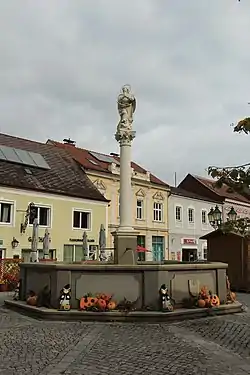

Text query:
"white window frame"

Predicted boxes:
[[153, 202, 163, 222], [188, 207, 195, 224], [175, 206, 182, 222], [72, 208, 92, 231], [201, 209, 207, 225], [0, 200, 15, 226], [136, 199, 144, 220], [28, 203, 52, 228], [203, 246, 208, 260]]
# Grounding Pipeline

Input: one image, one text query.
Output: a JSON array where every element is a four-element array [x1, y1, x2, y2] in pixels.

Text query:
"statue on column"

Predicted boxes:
[[115, 85, 136, 143]]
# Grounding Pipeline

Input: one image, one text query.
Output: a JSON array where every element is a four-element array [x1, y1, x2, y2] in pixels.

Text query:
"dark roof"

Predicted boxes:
[[194, 175, 250, 204], [47, 140, 169, 188], [170, 186, 219, 203], [178, 173, 250, 204], [0, 133, 108, 202], [200, 229, 244, 240]]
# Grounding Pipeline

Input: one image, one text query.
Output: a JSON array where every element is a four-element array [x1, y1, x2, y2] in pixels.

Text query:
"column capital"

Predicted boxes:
[[115, 129, 136, 145]]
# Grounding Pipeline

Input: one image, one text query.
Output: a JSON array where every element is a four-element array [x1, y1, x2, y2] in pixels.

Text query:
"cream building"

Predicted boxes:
[[47, 139, 170, 261], [0, 133, 108, 261]]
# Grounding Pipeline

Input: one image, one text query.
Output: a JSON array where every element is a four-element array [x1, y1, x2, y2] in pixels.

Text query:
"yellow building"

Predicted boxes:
[[47, 139, 170, 261], [0, 133, 108, 261]]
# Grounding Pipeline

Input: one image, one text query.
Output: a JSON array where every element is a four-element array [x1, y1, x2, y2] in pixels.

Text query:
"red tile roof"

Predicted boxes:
[[47, 140, 169, 188], [193, 175, 250, 204], [0, 133, 108, 202]]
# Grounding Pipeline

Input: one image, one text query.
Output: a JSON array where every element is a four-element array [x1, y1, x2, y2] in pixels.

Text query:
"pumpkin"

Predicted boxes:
[[231, 292, 236, 301], [97, 298, 106, 310], [80, 296, 97, 310], [204, 298, 211, 307], [107, 300, 116, 310], [197, 299, 206, 308], [27, 295, 37, 306], [209, 294, 220, 307]]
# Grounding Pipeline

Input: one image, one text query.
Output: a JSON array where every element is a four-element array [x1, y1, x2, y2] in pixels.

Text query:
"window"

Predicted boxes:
[[153, 202, 163, 222], [203, 248, 207, 260], [175, 206, 182, 221], [63, 244, 85, 262], [136, 200, 143, 219], [0, 202, 13, 224], [201, 210, 207, 224], [73, 210, 91, 229], [137, 235, 146, 261], [28, 205, 50, 226], [188, 208, 194, 223]]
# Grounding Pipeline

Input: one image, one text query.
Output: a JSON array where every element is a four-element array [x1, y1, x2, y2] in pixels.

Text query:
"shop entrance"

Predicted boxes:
[[182, 248, 197, 262]]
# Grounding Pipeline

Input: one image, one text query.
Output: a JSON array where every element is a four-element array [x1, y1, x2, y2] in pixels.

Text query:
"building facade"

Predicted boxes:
[[178, 174, 250, 222], [168, 187, 222, 261], [47, 139, 170, 261], [0, 133, 108, 261]]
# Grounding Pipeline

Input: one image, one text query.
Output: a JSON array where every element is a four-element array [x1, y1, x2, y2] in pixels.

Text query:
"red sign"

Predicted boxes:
[[183, 238, 196, 245]]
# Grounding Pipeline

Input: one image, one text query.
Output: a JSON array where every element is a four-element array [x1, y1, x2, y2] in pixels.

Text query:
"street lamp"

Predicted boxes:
[[227, 207, 237, 222], [208, 205, 237, 230]]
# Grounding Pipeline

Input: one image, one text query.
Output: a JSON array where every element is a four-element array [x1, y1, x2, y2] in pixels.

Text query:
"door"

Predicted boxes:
[[182, 248, 198, 262], [152, 236, 164, 262], [137, 235, 146, 261]]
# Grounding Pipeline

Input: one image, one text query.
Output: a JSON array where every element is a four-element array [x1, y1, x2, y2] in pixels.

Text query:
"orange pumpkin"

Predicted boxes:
[[107, 301, 116, 310], [231, 292, 236, 301], [27, 295, 37, 306], [97, 298, 106, 310], [209, 294, 220, 307], [204, 298, 211, 307], [80, 296, 97, 310], [197, 299, 206, 308]]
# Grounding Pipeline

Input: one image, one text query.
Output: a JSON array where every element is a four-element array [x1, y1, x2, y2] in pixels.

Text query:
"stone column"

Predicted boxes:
[[112, 84, 139, 265]]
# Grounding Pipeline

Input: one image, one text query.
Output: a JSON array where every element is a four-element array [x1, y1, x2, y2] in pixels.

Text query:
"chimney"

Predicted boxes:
[[63, 138, 76, 146]]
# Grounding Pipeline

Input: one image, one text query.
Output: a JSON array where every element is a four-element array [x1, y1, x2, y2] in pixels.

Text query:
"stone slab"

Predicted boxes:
[[4, 299, 243, 323]]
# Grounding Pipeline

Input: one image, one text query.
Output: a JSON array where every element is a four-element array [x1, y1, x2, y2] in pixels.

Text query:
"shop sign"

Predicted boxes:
[[69, 238, 95, 243], [28, 236, 49, 243], [183, 238, 196, 245]]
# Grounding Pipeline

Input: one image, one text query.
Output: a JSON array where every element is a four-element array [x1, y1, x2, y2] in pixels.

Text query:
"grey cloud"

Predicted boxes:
[[0, 0, 250, 184]]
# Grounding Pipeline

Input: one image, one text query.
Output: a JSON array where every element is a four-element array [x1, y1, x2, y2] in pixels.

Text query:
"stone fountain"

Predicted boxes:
[[5, 85, 241, 321]]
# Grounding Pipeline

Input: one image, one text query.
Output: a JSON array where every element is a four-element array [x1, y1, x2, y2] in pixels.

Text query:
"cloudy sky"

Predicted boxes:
[[1, 0, 250, 186]]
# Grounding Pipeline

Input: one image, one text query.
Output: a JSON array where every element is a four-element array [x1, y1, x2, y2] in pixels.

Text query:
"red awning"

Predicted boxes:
[[136, 245, 150, 253]]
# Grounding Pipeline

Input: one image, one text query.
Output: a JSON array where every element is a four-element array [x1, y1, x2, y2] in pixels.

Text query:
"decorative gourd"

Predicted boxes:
[[197, 299, 206, 308], [27, 295, 37, 306], [231, 292, 236, 301], [209, 294, 220, 307], [80, 296, 97, 310], [97, 298, 106, 310], [107, 301, 116, 310], [204, 298, 211, 307]]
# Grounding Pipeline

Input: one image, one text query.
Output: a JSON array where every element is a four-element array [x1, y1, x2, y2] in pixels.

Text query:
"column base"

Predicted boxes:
[[112, 230, 139, 265]]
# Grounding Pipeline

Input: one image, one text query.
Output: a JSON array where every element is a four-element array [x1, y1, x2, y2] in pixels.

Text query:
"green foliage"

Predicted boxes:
[[233, 117, 250, 134]]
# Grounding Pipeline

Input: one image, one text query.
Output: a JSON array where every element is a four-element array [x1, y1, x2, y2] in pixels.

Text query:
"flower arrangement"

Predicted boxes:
[[0, 278, 7, 285]]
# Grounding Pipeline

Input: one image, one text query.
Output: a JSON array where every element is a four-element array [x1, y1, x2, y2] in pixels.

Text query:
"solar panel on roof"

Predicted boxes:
[[0, 145, 50, 170], [14, 149, 37, 167], [89, 151, 118, 164], [29, 152, 50, 170], [0, 146, 22, 163]]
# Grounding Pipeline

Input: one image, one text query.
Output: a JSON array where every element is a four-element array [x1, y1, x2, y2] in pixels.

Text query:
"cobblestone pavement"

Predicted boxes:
[[1, 293, 250, 374]]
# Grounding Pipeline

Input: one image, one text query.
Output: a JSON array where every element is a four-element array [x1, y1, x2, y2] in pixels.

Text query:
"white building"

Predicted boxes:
[[168, 187, 222, 261]]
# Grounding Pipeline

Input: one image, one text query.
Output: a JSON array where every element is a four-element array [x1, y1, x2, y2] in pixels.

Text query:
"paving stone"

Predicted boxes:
[[1, 293, 250, 374]]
